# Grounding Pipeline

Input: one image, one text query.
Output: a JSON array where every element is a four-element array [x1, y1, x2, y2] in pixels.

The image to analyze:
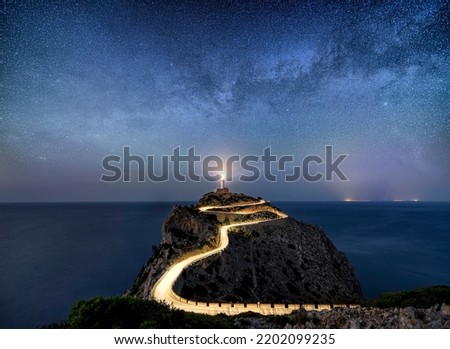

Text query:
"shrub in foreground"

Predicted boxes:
[[68, 296, 234, 329], [366, 285, 450, 309]]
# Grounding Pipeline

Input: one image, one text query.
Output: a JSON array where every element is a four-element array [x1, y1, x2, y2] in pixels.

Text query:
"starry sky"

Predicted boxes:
[[2, 0, 449, 202]]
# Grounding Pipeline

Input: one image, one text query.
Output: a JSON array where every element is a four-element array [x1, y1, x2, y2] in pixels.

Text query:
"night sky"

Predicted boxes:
[[2, 0, 449, 202]]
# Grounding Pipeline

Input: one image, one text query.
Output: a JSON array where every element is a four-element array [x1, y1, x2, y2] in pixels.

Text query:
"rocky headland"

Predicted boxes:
[[128, 191, 362, 304], [65, 191, 450, 329]]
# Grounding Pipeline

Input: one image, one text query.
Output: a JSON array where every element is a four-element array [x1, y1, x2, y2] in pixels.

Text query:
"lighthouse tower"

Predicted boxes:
[[216, 176, 229, 193]]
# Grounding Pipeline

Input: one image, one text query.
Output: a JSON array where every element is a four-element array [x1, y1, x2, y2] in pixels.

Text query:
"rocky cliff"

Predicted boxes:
[[128, 192, 363, 304], [127, 204, 219, 298]]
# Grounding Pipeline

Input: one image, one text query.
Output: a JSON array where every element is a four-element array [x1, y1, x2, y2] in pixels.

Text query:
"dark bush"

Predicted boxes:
[[68, 296, 234, 329], [366, 285, 450, 309]]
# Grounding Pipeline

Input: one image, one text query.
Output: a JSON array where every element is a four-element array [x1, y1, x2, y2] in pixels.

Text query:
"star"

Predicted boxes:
[[1, 0, 449, 201]]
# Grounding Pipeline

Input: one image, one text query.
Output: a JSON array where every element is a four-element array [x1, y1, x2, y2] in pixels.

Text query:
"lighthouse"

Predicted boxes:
[[216, 175, 229, 194]]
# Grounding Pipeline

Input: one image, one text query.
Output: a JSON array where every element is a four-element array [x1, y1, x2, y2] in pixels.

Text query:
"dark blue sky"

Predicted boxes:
[[2, 0, 449, 201]]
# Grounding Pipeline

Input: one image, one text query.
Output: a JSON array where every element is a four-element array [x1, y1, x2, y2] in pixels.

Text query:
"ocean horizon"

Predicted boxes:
[[1, 201, 449, 328]]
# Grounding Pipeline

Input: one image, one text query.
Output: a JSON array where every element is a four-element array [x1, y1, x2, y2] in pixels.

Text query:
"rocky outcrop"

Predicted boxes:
[[198, 192, 261, 207], [179, 218, 362, 304], [128, 192, 363, 304], [161, 205, 218, 246], [127, 205, 219, 298], [234, 303, 450, 329]]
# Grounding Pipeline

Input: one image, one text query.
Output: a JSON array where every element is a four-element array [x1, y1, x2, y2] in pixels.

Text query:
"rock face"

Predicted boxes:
[[127, 205, 219, 298], [180, 218, 362, 304], [198, 192, 261, 207], [236, 303, 450, 329], [128, 192, 363, 304], [161, 205, 218, 246]]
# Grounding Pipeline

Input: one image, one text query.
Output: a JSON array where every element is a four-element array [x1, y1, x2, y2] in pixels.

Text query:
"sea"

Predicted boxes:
[[0, 201, 449, 328]]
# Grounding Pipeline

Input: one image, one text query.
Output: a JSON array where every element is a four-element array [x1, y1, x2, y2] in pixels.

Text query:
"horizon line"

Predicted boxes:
[[1, 199, 450, 204]]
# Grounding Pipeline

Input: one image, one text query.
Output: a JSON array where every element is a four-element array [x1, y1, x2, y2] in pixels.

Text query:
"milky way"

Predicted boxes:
[[2, 1, 449, 201]]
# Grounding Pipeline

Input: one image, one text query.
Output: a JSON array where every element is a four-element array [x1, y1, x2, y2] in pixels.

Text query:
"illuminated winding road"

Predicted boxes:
[[150, 201, 354, 315]]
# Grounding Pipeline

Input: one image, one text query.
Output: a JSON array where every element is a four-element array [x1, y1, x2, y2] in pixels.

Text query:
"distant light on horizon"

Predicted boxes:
[[393, 199, 420, 202], [344, 198, 371, 202]]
